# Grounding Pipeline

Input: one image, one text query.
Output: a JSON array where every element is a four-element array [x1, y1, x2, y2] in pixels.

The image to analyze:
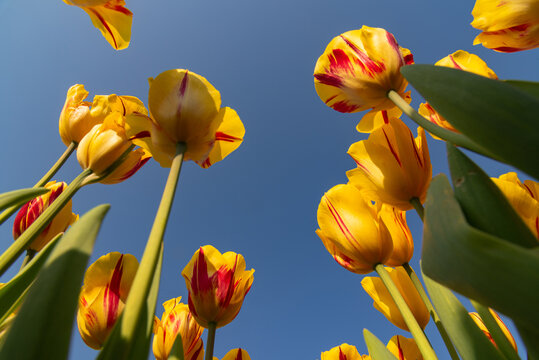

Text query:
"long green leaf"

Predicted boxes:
[[401, 65, 539, 179], [0, 188, 48, 212], [504, 80, 539, 100], [421, 175, 539, 335], [0, 204, 110, 360], [422, 272, 504, 360], [363, 329, 397, 360]]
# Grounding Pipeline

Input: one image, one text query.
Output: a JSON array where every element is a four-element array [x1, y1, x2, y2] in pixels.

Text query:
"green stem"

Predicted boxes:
[[0, 169, 92, 277], [403, 263, 459, 360], [375, 264, 438, 360], [81, 144, 136, 186], [410, 197, 424, 221], [387, 90, 499, 160], [204, 323, 217, 360], [116, 142, 186, 350], [0, 142, 76, 225], [19, 250, 36, 272]]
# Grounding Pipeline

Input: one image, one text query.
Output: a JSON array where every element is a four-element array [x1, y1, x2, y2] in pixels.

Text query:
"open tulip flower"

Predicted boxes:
[[471, 0, 539, 52], [316, 183, 393, 274], [378, 204, 414, 267], [125, 69, 245, 168], [218, 348, 251, 360], [153, 297, 204, 360], [13, 181, 78, 251], [418, 50, 498, 139], [362, 266, 430, 331], [492, 172, 539, 239], [182, 245, 254, 329], [63, 0, 132, 50], [347, 117, 432, 210], [77, 252, 139, 349], [386, 335, 423, 360], [321, 343, 365, 360], [314, 26, 414, 132], [469, 311, 518, 351]]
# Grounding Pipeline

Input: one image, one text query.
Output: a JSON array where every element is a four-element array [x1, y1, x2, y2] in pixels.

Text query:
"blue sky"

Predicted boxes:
[[0, 0, 537, 359]]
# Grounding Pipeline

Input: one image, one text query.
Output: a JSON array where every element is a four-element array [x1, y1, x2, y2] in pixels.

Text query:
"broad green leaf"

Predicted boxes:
[[363, 329, 397, 360], [401, 65, 539, 179], [0, 233, 62, 320], [421, 175, 539, 336], [515, 322, 539, 360], [0, 204, 110, 360], [168, 332, 185, 360], [0, 188, 48, 211], [447, 145, 537, 248], [422, 272, 504, 360], [505, 80, 539, 100]]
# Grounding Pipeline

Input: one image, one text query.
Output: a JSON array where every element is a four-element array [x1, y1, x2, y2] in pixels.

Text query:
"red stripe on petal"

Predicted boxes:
[[448, 55, 463, 70], [314, 73, 343, 88], [325, 197, 362, 250], [215, 255, 237, 308], [104, 254, 124, 328], [396, 336, 405, 360], [341, 35, 386, 74], [192, 247, 212, 296], [88, 8, 118, 49], [104, 3, 133, 16], [215, 131, 241, 142], [382, 128, 402, 167], [236, 349, 243, 360], [339, 347, 347, 360], [331, 100, 360, 113], [382, 110, 389, 124], [408, 130, 424, 168]]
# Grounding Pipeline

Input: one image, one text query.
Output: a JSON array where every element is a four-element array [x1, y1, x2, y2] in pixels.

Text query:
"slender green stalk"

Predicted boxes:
[[0, 169, 92, 277], [375, 264, 438, 360], [403, 263, 459, 360], [410, 197, 424, 221], [204, 323, 217, 360], [0, 142, 77, 225], [116, 142, 186, 351], [387, 90, 499, 160], [81, 144, 136, 186], [19, 250, 36, 271]]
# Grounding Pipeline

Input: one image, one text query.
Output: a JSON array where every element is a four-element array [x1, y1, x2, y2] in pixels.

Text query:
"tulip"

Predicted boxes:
[[378, 204, 414, 267], [220, 348, 251, 360], [125, 69, 244, 168], [59, 84, 97, 146], [471, 0, 539, 52], [361, 266, 430, 331], [77, 252, 139, 349], [13, 181, 78, 251], [316, 183, 393, 274], [321, 343, 365, 360], [153, 297, 204, 360], [63, 0, 132, 50], [313, 26, 414, 132], [347, 117, 432, 210], [418, 50, 497, 139], [469, 311, 518, 351], [492, 172, 539, 239], [386, 335, 423, 360], [182, 245, 254, 328]]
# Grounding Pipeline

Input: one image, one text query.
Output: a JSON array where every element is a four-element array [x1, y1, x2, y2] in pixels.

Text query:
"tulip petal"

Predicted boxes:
[[81, 2, 132, 50]]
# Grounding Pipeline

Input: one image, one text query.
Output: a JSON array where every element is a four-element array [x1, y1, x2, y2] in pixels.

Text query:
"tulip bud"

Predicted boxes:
[[321, 343, 364, 360], [221, 348, 251, 360], [77, 252, 139, 349], [153, 297, 204, 360], [386, 335, 423, 360], [469, 311, 518, 351], [181, 245, 254, 328], [59, 84, 99, 146], [361, 266, 430, 331], [13, 181, 78, 251]]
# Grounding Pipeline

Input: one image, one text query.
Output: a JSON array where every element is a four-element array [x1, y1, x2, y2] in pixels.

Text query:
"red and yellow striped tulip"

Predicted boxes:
[[361, 266, 430, 331], [13, 181, 78, 251], [387, 335, 423, 360], [314, 26, 414, 132], [378, 204, 414, 267], [63, 0, 132, 50], [316, 183, 394, 274], [219, 348, 251, 360], [321, 343, 364, 360], [469, 311, 518, 351], [182, 246, 254, 328], [471, 0, 539, 52], [125, 69, 244, 169], [77, 252, 139, 349], [153, 297, 204, 360], [347, 118, 432, 210]]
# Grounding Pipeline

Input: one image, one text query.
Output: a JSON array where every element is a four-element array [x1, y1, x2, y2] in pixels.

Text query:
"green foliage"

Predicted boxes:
[[363, 329, 397, 360], [0, 187, 48, 224], [504, 80, 539, 99], [168, 332, 185, 360]]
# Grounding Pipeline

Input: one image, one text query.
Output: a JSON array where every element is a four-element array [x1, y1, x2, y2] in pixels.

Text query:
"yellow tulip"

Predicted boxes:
[[418, 50, 498, 139], [347, 118, 432, 210], [153, 297, 204, 360], [471, 0, 539, 52], [313, 26, 414, 132], [77, 252, 139, 349], [469, 311, 518, 351], [378, 204, 414, 267], [492, 172, 539, 239], [386, 335, 423, 360], [13, 181, 78, 251], [63, 0, 132, 50], [125, 69, 244, 168], [181, 245, 254, 328], [321, 343, 364, 360], [361, 266, 430, 331], [316, 183, 393, 274], [59, 84, 98, 145], [220, 348, 251, 360]]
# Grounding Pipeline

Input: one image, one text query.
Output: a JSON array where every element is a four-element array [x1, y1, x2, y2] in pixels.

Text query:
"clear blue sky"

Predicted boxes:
[[0, 0, 537, 359]]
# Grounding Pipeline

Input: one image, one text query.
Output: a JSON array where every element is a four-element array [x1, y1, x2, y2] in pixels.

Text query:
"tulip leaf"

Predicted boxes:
[[168, 333, 185, 360], [363, 329, 397, 360], [0, 204, 110, 360], [0, 233, 61, 321], [421, 175, 539, 336], [515, 322, 539, 360], [504, 80, 539, 100], [0, 187, 48, 217], [447, 144, 537, 248], [421, 271, 505, 360], [401, 65, 539, 179]]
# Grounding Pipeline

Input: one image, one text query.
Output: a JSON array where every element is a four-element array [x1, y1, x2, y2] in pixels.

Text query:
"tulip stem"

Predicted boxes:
[[375, 264, 438, 360], [410, 197, 424, 221], [0, 169, 92, 277], [19, 250, 36, 271], [0, 142, 77, 226], [387, 90, 499, 160], [204, 323, 217, 360], [403, 263, 459, 360], [81, 144, 136, 186]]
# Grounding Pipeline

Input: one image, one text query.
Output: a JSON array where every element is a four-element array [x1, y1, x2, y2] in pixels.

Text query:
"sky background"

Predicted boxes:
[[0, 0, 538, 359]]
